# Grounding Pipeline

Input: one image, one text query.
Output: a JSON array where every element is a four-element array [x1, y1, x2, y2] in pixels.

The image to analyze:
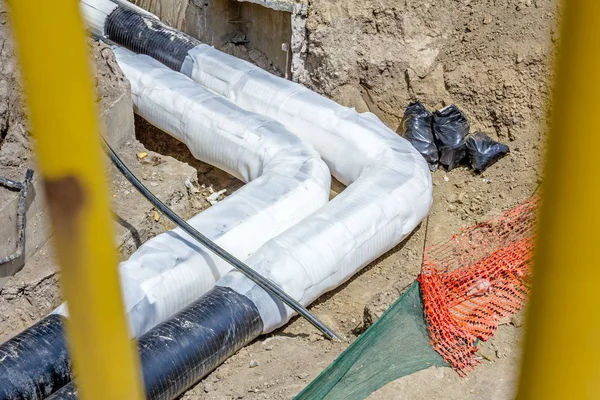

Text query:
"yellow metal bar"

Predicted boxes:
[[516, 1, 600, 399], [7, 1, 144, 399]]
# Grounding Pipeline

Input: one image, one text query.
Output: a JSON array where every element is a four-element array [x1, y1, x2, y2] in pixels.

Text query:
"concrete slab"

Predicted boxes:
[[102, 91, 136, 149], [0, 241, 60, 342], [0, 90, 135, 287]]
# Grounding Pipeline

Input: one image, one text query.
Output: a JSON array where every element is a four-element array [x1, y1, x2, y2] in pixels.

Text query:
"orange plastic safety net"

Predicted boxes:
[[418, 196, 539, 375]]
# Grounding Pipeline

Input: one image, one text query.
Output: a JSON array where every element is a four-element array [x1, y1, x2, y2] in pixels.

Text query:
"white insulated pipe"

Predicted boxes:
[[79, 0, 432, 334], [55, 47, 330, 337], [187, 47, 432, 331]]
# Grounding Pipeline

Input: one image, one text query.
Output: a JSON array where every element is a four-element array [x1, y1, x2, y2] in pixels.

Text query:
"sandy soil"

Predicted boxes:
[[0, 0, 559, 398]]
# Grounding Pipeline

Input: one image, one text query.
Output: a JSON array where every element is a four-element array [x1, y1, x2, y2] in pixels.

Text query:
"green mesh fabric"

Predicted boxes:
[[295, 282, 447, 400]]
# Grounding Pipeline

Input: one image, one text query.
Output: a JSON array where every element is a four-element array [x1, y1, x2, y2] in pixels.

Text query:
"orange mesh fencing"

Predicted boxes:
[[418, 196, 539, 375]]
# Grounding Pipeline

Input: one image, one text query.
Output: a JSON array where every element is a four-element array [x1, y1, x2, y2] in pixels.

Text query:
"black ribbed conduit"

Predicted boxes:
[[0, 315, 71, 400], [105, 6, 200, 71], [47, 287, 263, 400]]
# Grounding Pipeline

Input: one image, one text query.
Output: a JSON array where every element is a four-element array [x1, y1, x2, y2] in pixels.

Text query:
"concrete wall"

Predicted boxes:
[[240, 2, 291, 75], [182, 0, 238, 47]]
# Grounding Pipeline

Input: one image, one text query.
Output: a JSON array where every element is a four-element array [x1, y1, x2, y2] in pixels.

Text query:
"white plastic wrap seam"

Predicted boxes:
[[54, 48, 331, 338], [181, 44, 432, 332]]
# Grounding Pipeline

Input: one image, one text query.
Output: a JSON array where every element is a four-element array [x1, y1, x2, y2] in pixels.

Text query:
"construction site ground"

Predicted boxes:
[[0, 0, 558, 398]]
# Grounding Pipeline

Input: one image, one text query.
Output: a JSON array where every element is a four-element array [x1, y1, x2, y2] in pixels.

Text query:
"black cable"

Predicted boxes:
[[104, 139, 341, 341]]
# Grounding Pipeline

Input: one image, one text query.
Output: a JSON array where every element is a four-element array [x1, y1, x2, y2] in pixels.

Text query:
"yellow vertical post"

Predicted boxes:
[[7, 1, 144, 399], [516, 1, 600, 399]]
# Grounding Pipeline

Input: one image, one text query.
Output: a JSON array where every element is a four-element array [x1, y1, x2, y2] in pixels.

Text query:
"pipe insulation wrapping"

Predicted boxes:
[[93, 4, 432, 330], [11, 2, 432, 398], [55, 47, 330, 338], [79, 0, 117, 37], [177, 40, 433, 333], [0, 47, 329, 400]]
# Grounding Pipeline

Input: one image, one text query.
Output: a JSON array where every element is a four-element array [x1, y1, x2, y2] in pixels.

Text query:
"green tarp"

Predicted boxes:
[[295, 282, 447, 400]]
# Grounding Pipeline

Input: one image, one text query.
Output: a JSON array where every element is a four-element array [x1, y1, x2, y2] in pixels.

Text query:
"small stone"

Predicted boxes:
[[483, 15, 492, 25], [150, 182, 159, 187], [308, 333, 320, 342], [264, 345, 273, 351], [203, 382, 215, 393], [297, 373, 309, 379], [511, 313, 526, 328], [443, 175, 450, 182], [249, 360, 260, 368], [448, 204, 458, 213]]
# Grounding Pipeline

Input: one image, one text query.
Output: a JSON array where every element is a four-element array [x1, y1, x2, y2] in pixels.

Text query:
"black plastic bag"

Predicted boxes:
[[433, 105, 470, 171], [401, 102, 439, 171], [466, 132, 510, 172]]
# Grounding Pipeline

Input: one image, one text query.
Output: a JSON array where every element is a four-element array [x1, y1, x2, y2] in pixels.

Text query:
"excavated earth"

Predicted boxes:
[[0, 0, 559, 398]]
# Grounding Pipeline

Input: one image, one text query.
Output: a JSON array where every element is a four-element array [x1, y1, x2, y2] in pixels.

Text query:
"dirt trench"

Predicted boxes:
[[175, 0, 558, 398], [0, 0, 559, 398]]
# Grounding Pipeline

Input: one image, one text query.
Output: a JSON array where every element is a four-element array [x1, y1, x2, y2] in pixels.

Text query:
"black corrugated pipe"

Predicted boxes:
[[0, 315, 71, 400], [104, 6, 200, 71], [47, 287, 263, 400]]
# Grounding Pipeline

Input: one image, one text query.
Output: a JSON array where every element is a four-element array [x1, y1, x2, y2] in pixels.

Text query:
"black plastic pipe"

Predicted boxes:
[[0, 315, 71, 400], [105, 6, 200, 71], [47, 287, 263, 400]]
